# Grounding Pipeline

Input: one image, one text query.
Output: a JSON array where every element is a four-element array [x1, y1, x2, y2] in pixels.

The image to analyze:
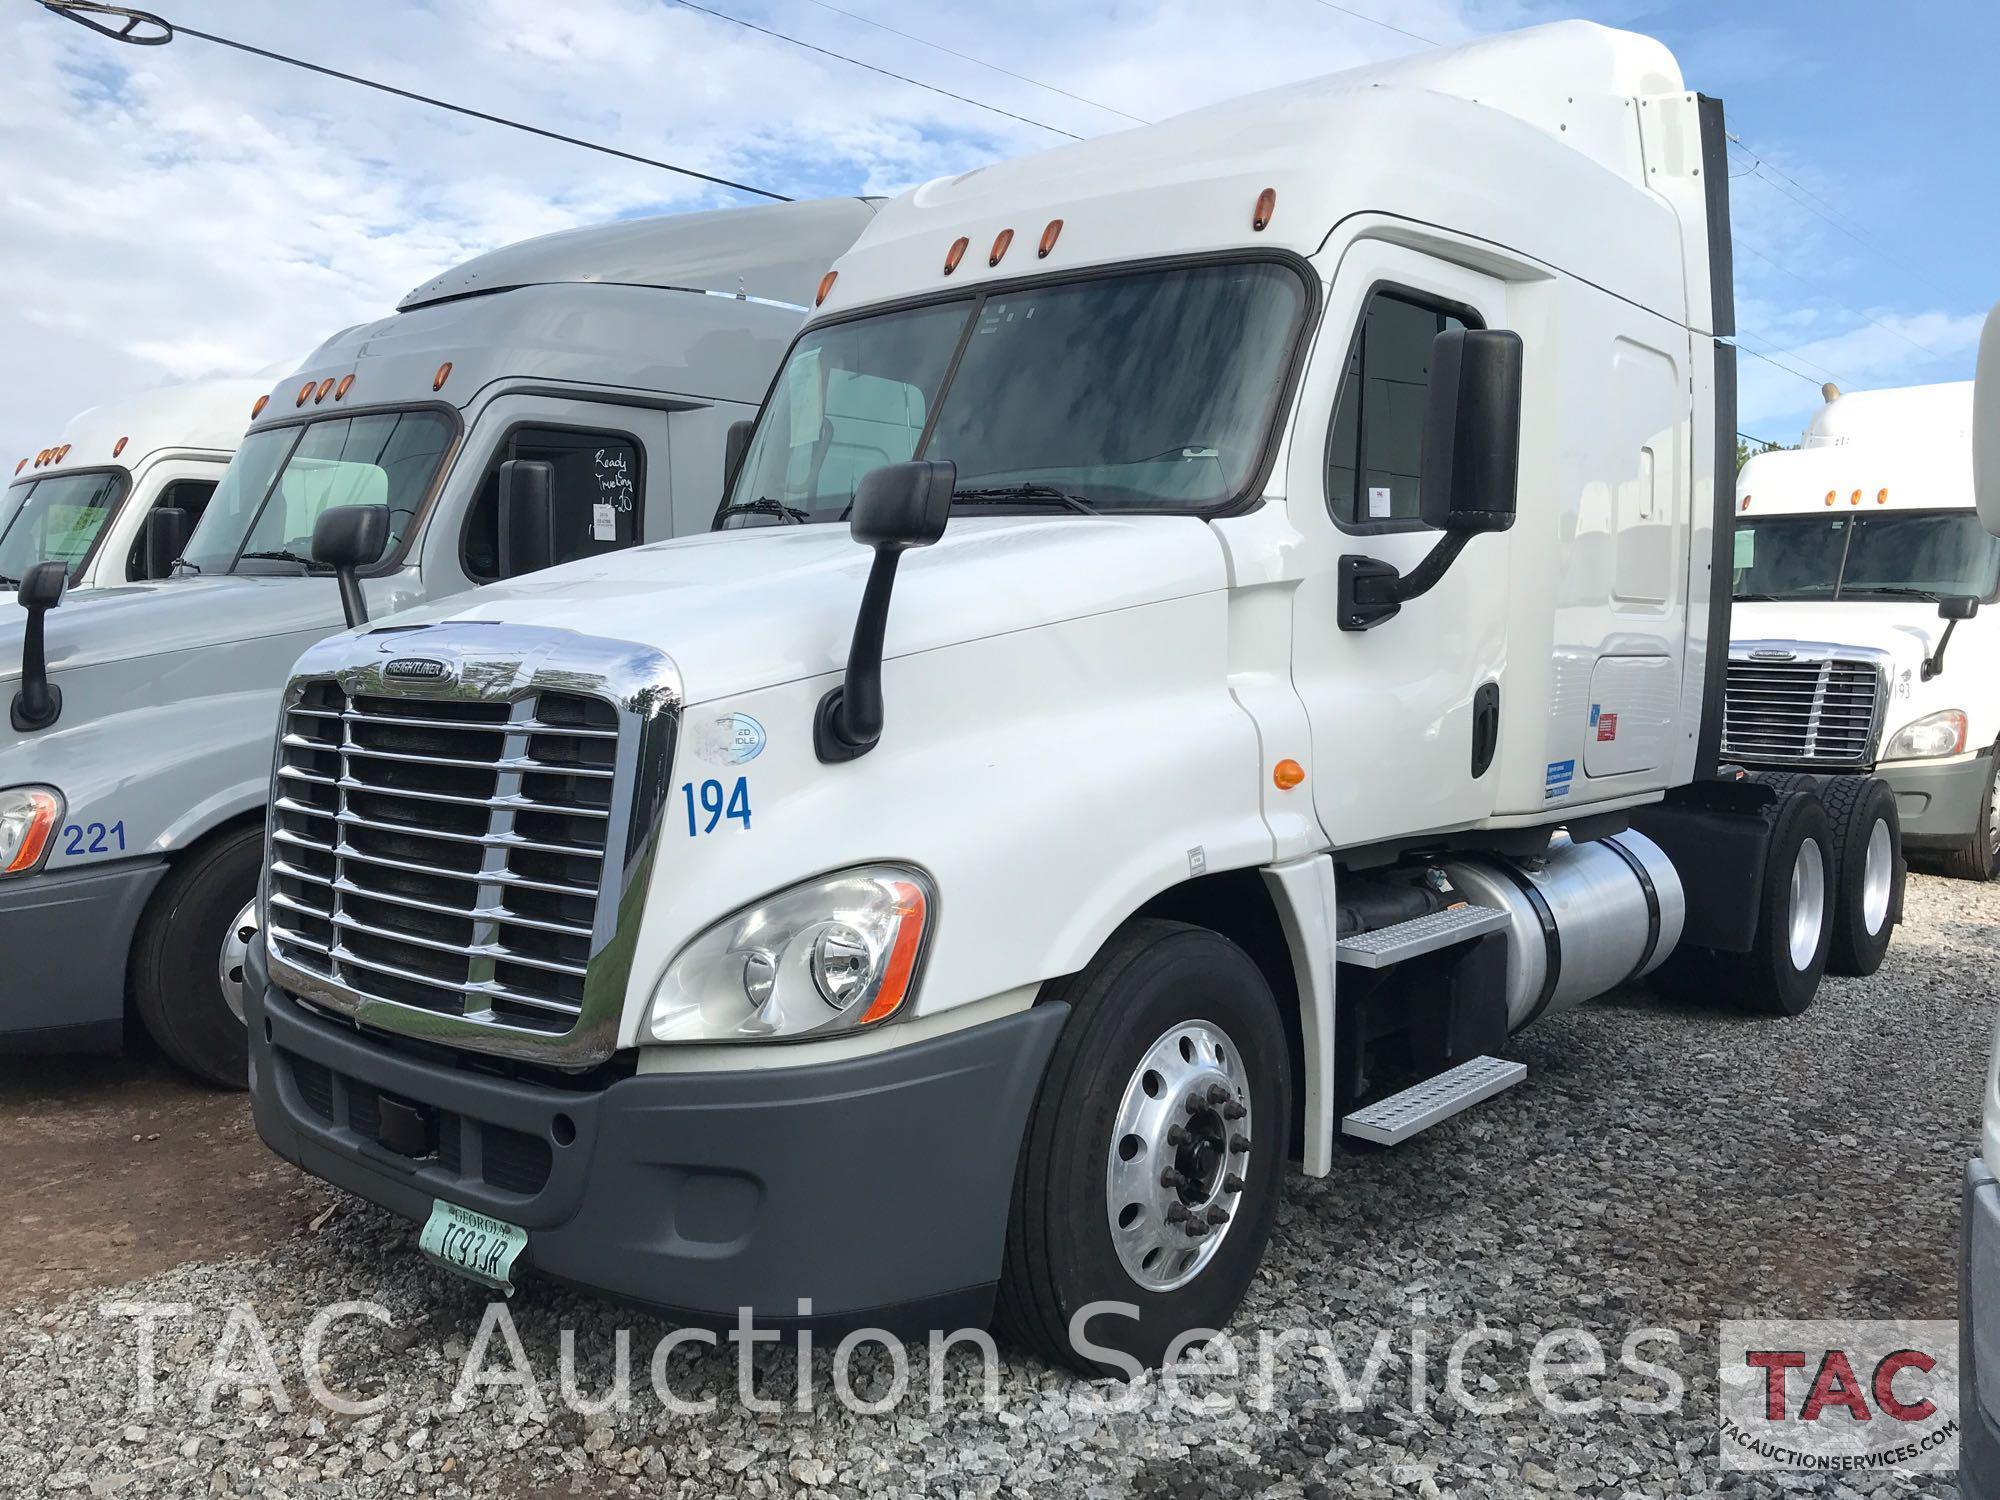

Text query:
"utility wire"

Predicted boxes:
[[666, 0, 1083, 140], [33, 0, 792, 200], [1732, 234, 1948, 362], [1300, 0, 1441, 48], [1728, 334, 1847, 391], [798, 0, 1148, 125]]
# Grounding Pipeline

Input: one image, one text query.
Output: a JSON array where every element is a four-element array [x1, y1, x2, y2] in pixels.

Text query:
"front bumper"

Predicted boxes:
[[1963, 1159, 2000, 1491], [0, 858, 165, 1051], [1879, 748, 1993, 848], [246, 937, 1067, 1334]]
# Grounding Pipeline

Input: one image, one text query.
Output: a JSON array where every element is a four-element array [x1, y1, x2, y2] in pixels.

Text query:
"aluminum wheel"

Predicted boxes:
[[1105, 1019, 1251, 1293], [1859, 817, 1895, 937], [1787, 836, 1827, 971], [218, 899, 258, 1026]]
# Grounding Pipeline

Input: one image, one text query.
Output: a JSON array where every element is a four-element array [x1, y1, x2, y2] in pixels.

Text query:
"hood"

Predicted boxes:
[[0, 574, 344, 685], [1731, 599, 1944, 671], [365, 515, 1228, 705]]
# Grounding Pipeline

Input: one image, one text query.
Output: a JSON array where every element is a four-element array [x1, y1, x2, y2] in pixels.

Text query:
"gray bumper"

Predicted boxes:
[[246, 938, 1066, 1334], [0, 858, 166, 1051], [1965, 1159, 2000, 1492], [1881, 749, 1992, 847]]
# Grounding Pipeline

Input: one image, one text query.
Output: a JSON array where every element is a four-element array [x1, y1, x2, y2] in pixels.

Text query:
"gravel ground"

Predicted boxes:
[[1, 872, 1993, 1499]]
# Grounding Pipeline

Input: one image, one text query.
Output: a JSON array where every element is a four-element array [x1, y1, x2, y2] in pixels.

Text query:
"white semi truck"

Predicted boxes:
[[1729, 383, 1995, 895], [0, 197, 876, 1082], [246, 23, 1857, 1368], [3, 375, 271, 594]]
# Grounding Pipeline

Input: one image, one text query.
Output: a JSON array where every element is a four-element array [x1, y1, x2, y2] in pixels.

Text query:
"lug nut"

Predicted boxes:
[[1184, 1219, 1209, 1238], [1160, 1168, 1186, 1189], [1224, 1173, 1246, 1193], [1184, 1093, 1204, 1115], [1229, 1134, 1250, 1155], [1205, 1205, 1230, 1225], [1166, 1124, 1187, 1146], [1222, 1101, 1247, 1121], [1206, 1084, 1231, 1105], [1166, 1202, 1189, 1223]]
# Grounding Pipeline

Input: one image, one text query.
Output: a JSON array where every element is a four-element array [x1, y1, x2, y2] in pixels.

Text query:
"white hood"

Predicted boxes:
[[1731, 600, 1943, 676]]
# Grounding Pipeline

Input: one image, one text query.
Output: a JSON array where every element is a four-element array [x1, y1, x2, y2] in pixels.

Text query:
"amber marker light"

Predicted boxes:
[[943, 236, 969, 275], [857, 880, 929, 1026], [1739, 495, 1752, 511], [1253, 187, 1277, 231], [251, 394, 270, 419], [296, 381, 315, 407], [433, 361, 453, 392], [815, 270, 838, 307], [1038, 218, 1063, 258], [1824, 490, 1836, 507], [55, 445, 70, 462], [335, 374, 355, 401], [988, 228, 1014, 267], [12, 460, 23, 475], [1274, 758, 1306, 790], [1877, 488, 1889, 504]]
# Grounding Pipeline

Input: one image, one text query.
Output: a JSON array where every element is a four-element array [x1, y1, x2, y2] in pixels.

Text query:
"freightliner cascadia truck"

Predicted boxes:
[[243, 24, 1880, 1369], [0, 197, 877, 1083]]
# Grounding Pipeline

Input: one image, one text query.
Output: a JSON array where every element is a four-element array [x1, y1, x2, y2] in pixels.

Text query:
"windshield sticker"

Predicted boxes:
[[1368, 486, 1393, 520], [691, 712, 767, 767], [1734, 529, 1755, 568], [592, 503, 616, 542], [1544, 759, 1575, 801]]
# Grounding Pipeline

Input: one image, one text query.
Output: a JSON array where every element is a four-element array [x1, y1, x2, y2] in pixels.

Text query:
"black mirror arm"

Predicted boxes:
[[814, 549, 901, 762], [335, 569, 369, 630], [1921, 617, 1959, 682], [11, 606, 60, 733], [1338, 531, 1474, 632]]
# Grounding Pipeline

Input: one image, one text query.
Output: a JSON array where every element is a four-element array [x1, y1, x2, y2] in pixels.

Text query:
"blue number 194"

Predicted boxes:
[[682, 777, 751, 836]]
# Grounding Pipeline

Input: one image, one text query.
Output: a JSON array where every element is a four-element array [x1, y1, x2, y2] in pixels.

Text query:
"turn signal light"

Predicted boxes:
[[1038, 218, 1063, 258], [943, 236, 968, 275], [433, 361, 453, 392], [857, 880, 929, 1026], [1273, 758, 1306, 790], [815, 270, 837, 307], [251, 394, 269, 419], [988, 228, 1014, 267], [1, 789, 64, 876], [1253, 187, 1277, 231]]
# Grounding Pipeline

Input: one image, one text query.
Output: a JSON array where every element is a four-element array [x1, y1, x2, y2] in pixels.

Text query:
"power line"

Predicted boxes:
[[34, 0, 792, 200], [1731, 235, 1950, 362], [666, 0, 1083, 140], [798, 0, 1148, 125], [1300, 0, 1441, 48], [1728, 334, 1846, 391]]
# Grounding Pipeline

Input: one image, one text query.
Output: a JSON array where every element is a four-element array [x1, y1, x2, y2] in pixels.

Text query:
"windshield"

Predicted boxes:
[[180, 410, 456, 575], [0, 469, 131, 585], [718, 260, 1309, 525], [1733, 509, 2000, 602]]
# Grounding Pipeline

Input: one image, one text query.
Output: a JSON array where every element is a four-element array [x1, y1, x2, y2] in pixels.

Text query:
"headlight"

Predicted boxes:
[[0, 786, 64, 878], [646, 865, 934, 1044], [1882, 709, 1968, 761]]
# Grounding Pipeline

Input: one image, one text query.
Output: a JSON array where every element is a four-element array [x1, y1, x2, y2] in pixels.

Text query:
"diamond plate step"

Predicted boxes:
[[1334, 904, 1509, 969], [1340, 1055, 1527, 1145]]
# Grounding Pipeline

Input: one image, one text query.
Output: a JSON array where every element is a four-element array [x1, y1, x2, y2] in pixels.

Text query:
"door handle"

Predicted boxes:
[[1471, 681, 1500, 778]]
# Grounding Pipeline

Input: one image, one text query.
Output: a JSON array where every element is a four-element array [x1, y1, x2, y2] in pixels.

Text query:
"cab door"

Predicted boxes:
[[1286, 238, 1517, 850]]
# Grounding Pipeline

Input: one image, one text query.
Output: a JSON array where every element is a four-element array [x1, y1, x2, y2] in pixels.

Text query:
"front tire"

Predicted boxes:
[[995, 919, 1290, 1376], [1938, 752, 2000, 883], [131, 826, 262, 1088]]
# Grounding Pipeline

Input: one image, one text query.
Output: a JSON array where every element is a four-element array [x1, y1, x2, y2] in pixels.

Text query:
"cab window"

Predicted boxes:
[[464, 428, 644, 583], [125, 478, 218, 580], [1326, 291, 1471, 528]]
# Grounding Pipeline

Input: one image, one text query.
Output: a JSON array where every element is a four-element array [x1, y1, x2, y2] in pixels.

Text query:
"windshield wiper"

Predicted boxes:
[[951, 484, 1099, 516], [0, 574, 15, 590], [1841, 585, 1939, 601], [713, 498, 809, 527], [236, 549, 320, 570]]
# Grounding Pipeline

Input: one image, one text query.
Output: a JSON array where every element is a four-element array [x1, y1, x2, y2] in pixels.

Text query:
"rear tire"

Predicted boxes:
[[130, 826, 261, 1089], [1937, 753, 2000, 882], [995, 919, 1290, 1376], [1820, 776, 1901, 976], [1721, 789, 1833, 1016]]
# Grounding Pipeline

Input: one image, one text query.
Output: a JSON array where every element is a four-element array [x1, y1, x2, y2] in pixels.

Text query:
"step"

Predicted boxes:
[[1334, 903, 1510, 969], [1340, 1055, 1528, 1145]]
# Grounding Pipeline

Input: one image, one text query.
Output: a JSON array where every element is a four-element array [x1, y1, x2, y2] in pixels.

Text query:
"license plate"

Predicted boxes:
[[419, 1199, 527, 1294]]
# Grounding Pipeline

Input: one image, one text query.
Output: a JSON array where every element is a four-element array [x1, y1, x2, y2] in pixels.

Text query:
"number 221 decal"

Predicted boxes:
[[61, 821, 127, 857], [681, 777, 751, 837]]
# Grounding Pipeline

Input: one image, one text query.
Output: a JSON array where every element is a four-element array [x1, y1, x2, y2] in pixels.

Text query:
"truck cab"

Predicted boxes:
[[2, 375, 270, 596], [1729, 383, 1997, 882], [0, 196, 877, 1081], [245, 23, 1844, 1368]]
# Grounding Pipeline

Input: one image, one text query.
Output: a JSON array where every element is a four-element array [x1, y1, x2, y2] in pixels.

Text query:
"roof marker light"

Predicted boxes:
[[1877, 488, 1889, 504], [296, 381, 314, 408], [433, 361, 453, 392], [1850, 489, 1862, 506], [1038, 219, 1063, 258], [335, 374, 355, 402], [314, 378, 336, 405], [55, 445, 70, 462], [1739, 495, 1751, 511], [1253, 187, 1277, 231], [251, 394, 270, 420], [13, 460, 23, 475], [1824, 490, 1836, 507], [988, 228, 1014, 267], [34, 450, 49, 468], [112, 437, 127, 457], [815, 270, 837, 307], [943, 236, 968, 275]]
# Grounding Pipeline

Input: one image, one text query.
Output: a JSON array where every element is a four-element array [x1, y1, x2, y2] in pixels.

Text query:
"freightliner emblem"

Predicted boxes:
[[383, 656, 454, 682]]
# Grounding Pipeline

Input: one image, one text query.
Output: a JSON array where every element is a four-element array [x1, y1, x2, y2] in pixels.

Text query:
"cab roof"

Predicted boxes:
[[1801, 381, 1974, 449], [1738, 436, 1973, 517], [11, 374, 269, 483]]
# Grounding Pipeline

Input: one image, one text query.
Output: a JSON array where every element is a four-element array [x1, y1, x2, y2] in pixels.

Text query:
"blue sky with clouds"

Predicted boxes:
[[1, 0, 1992, 463]]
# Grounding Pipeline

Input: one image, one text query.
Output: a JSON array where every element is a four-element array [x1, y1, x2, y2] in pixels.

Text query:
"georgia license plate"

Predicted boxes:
[[419, 1199, 527, 1294]]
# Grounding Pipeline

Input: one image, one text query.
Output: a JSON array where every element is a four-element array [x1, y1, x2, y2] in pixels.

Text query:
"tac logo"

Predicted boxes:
[[383, 656, 454, 684], [1719, 1320, 1959, 1473]]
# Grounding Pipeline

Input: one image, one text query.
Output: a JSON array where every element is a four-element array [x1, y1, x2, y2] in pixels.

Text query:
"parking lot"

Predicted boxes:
[[0, 870, 1984, 1498]]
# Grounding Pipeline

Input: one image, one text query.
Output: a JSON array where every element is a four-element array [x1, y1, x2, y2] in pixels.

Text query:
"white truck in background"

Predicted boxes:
[[2, 375, 271, 594], [0, 196, 877, 1083], [246, 23, 1864, 1369], [1729, 383, 1994, 901]]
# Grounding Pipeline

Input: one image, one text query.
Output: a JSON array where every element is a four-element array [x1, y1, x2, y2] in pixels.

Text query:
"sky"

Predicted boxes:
[[0, 0, 1993, 466]]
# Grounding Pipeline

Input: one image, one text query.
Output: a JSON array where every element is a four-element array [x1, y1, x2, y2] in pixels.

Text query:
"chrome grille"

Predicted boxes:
[[267, 680, 619, 1035], [1722, 652, 1884, 766]]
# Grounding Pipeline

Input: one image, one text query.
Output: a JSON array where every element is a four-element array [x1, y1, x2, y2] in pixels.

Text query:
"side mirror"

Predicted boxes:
[[1924, 595, 1980, 681], [11, 560, 66, 732], [1975, 300, 2000, 538], [310, 503, 390, 629], [140, 506, 190, 581], [1340, 327, 1524, 630], [1419, 328, 1525, 534], [496, 459, 557, 579], [723, 419, 755, 491], [814, 460, 956, 762]]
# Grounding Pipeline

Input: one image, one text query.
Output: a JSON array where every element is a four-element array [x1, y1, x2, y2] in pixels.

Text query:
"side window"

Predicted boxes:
[[1325, 291, 1471, 528], [464, 428, 644, 583], [126, 479, 218, 579]]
